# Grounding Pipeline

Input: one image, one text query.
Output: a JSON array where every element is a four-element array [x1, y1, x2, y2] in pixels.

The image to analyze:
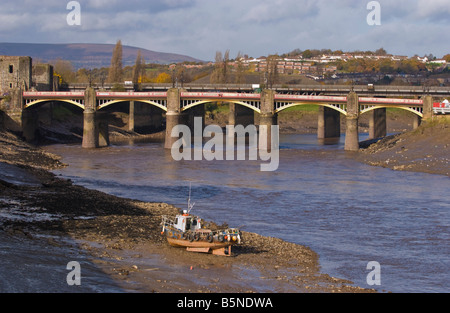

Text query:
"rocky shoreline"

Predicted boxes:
[[0, 130, 374, 293], [357, 116, 450, 177]]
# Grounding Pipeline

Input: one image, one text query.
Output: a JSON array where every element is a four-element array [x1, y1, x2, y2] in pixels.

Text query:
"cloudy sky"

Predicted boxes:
[[0, 0, 449, 61]]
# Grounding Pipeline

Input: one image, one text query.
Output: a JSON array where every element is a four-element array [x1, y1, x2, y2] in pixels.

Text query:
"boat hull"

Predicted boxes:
[[166, 236, 234, 256], [161, 215, 240, 256]]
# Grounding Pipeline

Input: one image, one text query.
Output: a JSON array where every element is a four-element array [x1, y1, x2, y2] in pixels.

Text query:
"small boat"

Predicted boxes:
[[161, 186, 242, 256]]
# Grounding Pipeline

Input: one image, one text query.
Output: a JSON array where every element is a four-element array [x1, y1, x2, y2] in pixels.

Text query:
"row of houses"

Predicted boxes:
[[229, 53, 448, 75]]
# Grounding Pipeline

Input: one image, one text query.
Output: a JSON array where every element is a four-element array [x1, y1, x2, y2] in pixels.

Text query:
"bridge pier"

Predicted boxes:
[[318, 106, 341, 139], [97, 112, 110, 147], [2, 88, 23, 134], [82, 87, 99, 148], [165, 88, 188, 149], [259, 89, 278, 151], [82, 110, 98, 148], [82, 87, 111, 148], [129, 101, 135, 132], [368, 108, 386, 139], [2, 88, 37, 142], [344, 91, 360, 151], [422, 95, 433, 120]]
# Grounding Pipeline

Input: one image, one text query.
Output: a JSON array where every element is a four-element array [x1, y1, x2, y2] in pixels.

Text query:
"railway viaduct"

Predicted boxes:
[[0, 85, 439, 151]]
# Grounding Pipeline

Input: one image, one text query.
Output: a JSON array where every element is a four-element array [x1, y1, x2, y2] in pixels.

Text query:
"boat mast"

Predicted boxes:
[[187, 183, 195, 214]]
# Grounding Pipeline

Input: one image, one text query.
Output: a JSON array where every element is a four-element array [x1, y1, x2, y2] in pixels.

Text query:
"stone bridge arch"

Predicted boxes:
[[180, 99, 261, 114], [97, 99, 168, 112], [24, 98, 85, 110], [275, 101, 348, 116], [359, 104, 423, 118]]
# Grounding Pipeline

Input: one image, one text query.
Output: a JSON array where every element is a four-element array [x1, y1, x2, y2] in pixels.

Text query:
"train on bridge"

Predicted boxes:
[[433, 99, 450, 114]]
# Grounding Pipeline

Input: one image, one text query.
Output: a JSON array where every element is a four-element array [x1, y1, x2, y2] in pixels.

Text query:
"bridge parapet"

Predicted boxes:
[[65, 83, 450, 97]]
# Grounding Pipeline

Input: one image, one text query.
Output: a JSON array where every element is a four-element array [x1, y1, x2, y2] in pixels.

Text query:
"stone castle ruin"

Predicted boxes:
[[0, 56, 56, 136], [0, 55, 54, 94]]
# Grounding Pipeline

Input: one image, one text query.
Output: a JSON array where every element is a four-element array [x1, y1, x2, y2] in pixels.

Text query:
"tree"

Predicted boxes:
[[108, 40, 123, 83], [210, 50, 230, 84], [302, 49, 312, 59], [51, 59, 75, 84], [375, 48, 387, 56], [264, 54, 279, 89], [132, 50, 145, 88], [235, 51, 245, 84], [155, 72, 172, 83], [378, 58, 396, 73], [443, 54, 450, 62]]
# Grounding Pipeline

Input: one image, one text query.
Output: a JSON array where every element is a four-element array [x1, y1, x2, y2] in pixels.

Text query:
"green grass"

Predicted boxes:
[[52, 105, 77, 121], [279, 104, 319, 113]]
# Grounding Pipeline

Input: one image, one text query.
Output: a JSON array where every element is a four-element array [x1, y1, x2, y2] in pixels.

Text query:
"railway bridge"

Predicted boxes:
[[0, 87, 437, 151]]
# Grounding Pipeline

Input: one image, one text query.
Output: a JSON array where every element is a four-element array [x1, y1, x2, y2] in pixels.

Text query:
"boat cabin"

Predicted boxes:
[[174, 210, 202, 232]]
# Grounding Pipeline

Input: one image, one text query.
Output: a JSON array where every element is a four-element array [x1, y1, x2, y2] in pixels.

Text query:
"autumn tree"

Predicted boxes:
[[108, 40, 123, 83], [155, 72, 172, 83], [51, 59, 75, 84]]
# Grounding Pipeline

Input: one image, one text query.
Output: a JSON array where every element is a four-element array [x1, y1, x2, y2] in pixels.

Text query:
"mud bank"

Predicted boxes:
[[358, 117, 450, 176], [0, 130, 374, 293]]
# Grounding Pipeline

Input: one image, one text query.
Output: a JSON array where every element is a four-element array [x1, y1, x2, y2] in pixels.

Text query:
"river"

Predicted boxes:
[[44, 133, 449, 293]]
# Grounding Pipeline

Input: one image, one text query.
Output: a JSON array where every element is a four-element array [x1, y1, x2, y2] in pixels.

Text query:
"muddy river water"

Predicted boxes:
[[44, 134, 449, 293]]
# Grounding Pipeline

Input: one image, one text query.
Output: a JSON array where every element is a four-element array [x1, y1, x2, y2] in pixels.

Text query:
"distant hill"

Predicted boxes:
[[0, 43, 203, 69]]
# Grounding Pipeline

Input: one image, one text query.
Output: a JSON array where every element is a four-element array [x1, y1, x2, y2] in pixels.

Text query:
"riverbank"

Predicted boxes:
[[0, 130, 374, 293], [357, 116, 450, 177]]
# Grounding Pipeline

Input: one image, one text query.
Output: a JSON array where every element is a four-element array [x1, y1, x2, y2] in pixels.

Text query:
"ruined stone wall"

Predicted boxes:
[[32, 63, 54, 91], [0, 56, 32, 93]]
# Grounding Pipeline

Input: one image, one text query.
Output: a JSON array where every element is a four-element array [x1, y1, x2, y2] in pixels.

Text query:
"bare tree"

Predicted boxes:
[[235, 51, 245, 84], [265, 54, 279, 89], [210, 50, 230, 84], [222, 49, 230, 83], [108, 40, 123, 83], [210, 51, 222, 84]]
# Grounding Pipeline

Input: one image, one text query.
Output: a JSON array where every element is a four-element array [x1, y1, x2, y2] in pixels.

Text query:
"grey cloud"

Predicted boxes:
[[0, 0, 447, 60]]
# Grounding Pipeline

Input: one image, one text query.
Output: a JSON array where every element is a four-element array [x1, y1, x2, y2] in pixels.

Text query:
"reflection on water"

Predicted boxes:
[[45, 134, 450, 293]]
